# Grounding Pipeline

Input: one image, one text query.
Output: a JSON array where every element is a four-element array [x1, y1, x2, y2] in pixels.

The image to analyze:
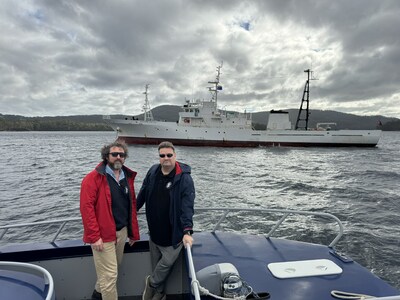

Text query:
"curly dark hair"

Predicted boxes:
[[101, 141, 129, 162]]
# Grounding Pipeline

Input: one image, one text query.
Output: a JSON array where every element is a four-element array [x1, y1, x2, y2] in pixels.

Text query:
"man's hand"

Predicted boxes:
[[128, 239, 136, 246], [183, 234, 193, 248], [91, 238, 104, 252]]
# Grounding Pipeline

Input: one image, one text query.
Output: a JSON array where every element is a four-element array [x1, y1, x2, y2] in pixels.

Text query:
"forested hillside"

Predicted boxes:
[[1, 105, 399, 131]]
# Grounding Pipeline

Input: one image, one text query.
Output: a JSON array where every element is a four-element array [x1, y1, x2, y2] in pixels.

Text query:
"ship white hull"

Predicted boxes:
[[108, 119, 381, 147]]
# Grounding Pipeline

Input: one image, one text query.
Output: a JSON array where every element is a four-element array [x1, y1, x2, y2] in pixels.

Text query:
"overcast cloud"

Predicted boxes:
[[1, 0, 399, 117]]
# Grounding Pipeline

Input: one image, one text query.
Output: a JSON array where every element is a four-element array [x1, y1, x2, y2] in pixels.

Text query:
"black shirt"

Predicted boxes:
[[107, 174, 130, 231], [147, 166, 176, 246]]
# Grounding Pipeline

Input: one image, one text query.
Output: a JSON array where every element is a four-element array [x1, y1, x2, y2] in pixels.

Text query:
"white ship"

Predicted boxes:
[[106, 66, 381, 147]]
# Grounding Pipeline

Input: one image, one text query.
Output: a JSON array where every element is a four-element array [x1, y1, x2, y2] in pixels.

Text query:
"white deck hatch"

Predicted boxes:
[[267, 259, 343, 279]]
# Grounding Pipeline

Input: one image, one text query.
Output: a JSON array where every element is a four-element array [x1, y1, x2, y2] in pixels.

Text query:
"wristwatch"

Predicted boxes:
[[184, 230, 193, 236]]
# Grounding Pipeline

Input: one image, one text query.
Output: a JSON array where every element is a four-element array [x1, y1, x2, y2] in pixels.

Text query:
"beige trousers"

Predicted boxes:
[[92, 227, 127, 300]]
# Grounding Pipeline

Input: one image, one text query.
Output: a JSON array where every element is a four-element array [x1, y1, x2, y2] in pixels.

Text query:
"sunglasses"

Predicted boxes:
[[159, 153, 174, 158], [109, 152, 126, 158]]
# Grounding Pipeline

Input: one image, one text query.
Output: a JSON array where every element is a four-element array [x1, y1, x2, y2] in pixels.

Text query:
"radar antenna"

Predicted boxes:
[[143, 84, 154, 122], [207, 62, 223, 106]]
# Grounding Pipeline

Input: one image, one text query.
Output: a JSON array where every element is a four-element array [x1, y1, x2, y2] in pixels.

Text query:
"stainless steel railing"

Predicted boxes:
[[194, 207, 343, 247], [0, 217, 81, 244], [0, 261, 55, 300], [185, 245, 201, 300], [0, 208, 343, 247]]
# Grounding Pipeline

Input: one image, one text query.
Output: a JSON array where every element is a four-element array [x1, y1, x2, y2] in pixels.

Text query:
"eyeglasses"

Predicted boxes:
[[159, 153, 174, 158], [109, 152, 126, 158]]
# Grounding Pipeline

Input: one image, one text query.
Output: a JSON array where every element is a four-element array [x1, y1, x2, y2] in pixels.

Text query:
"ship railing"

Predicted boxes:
[[194, 207, 343, 248], [0, 261, 55, 300], [1, 208, 343, 248], [185, 245, 201, 300], [0, 217, 82, 244]]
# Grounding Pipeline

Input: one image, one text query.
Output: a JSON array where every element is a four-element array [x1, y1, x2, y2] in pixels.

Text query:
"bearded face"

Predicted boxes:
[[107, 146, 126, 170]]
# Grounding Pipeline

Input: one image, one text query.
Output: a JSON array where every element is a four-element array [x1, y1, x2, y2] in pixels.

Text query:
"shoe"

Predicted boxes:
[[91, 289, 102, 300], [152, 291, 166, 300], [143, 275, 156, 300]]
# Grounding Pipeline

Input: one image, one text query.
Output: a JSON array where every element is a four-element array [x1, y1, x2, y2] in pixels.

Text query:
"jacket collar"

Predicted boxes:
[[95, 161, 137, 179], [175, 161, 182, 175]]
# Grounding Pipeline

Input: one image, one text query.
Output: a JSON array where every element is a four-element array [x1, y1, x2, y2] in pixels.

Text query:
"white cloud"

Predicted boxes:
[[0, 0, 399, 117]]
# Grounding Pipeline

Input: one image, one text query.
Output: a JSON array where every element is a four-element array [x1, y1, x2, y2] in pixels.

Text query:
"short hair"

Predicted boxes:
[[158, 141, 175, 152], [101, 141, 128, 161]]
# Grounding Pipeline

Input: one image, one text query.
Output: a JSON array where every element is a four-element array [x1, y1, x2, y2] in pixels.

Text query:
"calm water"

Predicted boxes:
[[0, 131, 399, 288]]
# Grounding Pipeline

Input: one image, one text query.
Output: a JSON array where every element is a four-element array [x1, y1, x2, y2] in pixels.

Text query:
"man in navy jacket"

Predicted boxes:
[[137, 141, 195, 300]]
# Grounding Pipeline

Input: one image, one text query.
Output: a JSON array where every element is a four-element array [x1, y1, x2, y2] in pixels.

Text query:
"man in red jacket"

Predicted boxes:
[[80, 141, 140, 300]]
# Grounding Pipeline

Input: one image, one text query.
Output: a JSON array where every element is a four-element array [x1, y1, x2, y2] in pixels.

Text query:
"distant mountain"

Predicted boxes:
[[1, 106, 399, 131], [381, 119, 400, 131]]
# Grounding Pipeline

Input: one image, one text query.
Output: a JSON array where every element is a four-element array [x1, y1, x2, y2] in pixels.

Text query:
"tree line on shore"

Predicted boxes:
[[0, 116, 112, 131]]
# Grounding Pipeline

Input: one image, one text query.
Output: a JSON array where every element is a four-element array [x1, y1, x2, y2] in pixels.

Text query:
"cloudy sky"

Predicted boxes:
[[1, 0, 399, 118]]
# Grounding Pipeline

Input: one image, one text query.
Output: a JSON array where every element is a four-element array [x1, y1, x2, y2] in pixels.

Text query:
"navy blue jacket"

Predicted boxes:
[[137, 161, 195, 246]]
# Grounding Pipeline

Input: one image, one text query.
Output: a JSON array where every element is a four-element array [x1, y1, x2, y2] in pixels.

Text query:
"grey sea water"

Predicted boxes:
[[0, 131, 399, 289]]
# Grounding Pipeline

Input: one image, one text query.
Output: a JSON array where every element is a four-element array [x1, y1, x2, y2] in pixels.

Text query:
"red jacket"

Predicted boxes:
[[80, 162, 140, 244]]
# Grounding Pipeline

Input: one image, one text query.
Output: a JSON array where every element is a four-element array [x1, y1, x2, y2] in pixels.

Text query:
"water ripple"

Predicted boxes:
[[0, 131, 399, 288]]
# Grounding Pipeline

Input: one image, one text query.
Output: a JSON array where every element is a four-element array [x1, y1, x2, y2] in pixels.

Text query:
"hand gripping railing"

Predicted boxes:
[[0, 261, 55, 300]]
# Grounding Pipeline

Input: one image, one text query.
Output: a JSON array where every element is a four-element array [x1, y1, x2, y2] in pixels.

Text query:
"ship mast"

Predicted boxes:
[[142, 84, 154, 122], [295, 69, 315, 130], [207, 63, 223, 106]]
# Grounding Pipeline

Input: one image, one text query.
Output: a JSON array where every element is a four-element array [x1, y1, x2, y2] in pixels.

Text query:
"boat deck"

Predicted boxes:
[[192, 231, 399, 300], [1, 208, 399, 299], [1, 232, 399, 300]]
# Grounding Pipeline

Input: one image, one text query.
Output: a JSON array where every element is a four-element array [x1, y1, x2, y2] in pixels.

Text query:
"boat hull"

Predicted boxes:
[[109, 120, 381, 147]]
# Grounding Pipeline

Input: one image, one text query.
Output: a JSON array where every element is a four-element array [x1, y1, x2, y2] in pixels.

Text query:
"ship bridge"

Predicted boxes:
[[179, 100, 252, 128]]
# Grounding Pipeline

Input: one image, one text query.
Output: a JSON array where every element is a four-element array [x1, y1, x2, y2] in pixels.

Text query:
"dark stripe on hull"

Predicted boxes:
[[117, 136, 378, 148]]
